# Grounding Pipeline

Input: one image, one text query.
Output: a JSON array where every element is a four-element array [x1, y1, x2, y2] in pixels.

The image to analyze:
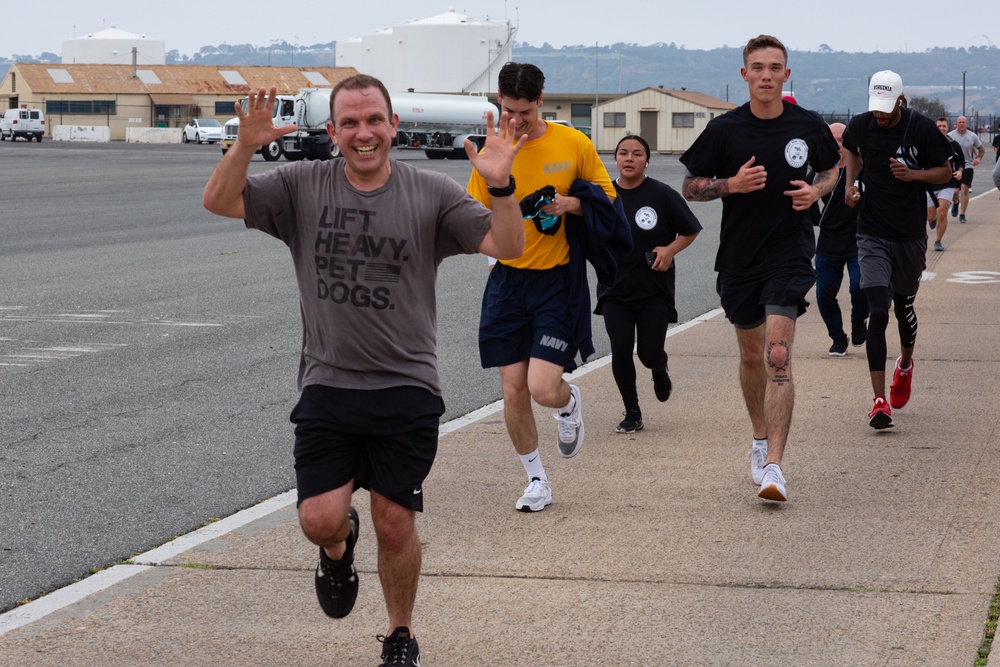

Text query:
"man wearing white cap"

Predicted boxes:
[[843, 70, 952, 430]]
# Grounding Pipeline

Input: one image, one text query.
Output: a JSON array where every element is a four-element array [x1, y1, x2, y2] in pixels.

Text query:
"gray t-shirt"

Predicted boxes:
[[947, 129, 983, 163], [244, 159, 492, 395]]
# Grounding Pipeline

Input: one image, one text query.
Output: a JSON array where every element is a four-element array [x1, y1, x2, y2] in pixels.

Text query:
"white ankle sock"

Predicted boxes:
[[559, 391, 576, 416], [519, 450, 547, 482]]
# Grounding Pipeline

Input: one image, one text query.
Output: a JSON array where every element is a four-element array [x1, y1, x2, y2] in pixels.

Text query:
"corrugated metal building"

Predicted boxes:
[[0, 64, 358, 140], [594, 87, 737, 153]]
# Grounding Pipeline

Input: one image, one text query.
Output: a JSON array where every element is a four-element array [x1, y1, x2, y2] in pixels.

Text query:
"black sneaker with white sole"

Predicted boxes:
[[315, 506, 359, 618], [378, 626, 421, 666], [616, 409, 644, 433]]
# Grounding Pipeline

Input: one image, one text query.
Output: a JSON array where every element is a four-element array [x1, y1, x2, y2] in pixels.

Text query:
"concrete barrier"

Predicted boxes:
[[52, 126, 111, 142], [126, 128, 182, 144]]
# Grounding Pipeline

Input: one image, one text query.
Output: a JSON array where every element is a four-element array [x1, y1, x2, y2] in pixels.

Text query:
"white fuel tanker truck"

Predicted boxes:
[[281, 87, 497, 161]]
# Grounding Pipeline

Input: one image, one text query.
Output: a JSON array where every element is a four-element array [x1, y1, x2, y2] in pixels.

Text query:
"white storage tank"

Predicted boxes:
[[62, 27, 166, 65], [337, 9, 515, 94]]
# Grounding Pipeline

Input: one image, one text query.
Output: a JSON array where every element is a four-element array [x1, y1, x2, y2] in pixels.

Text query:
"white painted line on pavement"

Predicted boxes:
[[132, 490, 298, 566], [0, 308, 726, 636], [0, 565, 152, 637]]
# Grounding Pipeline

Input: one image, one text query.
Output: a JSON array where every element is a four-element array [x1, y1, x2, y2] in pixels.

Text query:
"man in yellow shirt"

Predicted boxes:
[[468, 62, 616, 512]]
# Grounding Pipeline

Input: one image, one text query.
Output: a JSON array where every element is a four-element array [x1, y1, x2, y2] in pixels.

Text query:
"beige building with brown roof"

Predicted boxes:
[[593, 86, 738, 153], [0, 64, 358, 140]]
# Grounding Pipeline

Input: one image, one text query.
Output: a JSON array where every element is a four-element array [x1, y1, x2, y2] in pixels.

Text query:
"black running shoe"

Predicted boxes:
[[378, 626, 421, 666], [850, 318, 867, 347], [652, 368, 672, 402], [828, 338, 848, 356], [315, 506, 359, 618], [616, 409, 644, 434]]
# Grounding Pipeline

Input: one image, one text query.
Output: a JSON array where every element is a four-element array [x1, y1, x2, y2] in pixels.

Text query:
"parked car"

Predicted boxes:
[[182, 118, 223, 144], [0, 108, 45, 141], [549, 119, 591, 138]]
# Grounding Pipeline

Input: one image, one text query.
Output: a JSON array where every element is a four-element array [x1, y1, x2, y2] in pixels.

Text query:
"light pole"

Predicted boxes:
[[962, 70, 967, 116]]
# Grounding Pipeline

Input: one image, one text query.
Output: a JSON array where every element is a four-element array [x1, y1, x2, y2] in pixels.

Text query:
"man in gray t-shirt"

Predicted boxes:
[[947, 115, 985, 222], [204, 74, 526, 666]]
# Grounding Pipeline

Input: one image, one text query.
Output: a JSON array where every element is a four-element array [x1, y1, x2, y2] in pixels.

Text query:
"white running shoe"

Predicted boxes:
[[554, 384, 584, 458], [515, 478, 552, 512], [749, 439, 768, 485], [757, 463, 787, 502]]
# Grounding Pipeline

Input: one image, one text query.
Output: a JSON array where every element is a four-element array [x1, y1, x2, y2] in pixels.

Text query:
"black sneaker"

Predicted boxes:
[[616, 409, 644, 433], [828, 338, 848, 356], [378, 626, 421, 666], [315, 506, 359, 618], [850, 318, 867, 347], [652, 368, 672, 402]]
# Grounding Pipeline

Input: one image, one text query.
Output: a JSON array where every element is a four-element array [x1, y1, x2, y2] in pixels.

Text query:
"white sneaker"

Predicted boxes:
[[749, 439, 768, 485], [515, 478, 552, 512], [554, 384, 584, 458], [757, 463, 787, 502]]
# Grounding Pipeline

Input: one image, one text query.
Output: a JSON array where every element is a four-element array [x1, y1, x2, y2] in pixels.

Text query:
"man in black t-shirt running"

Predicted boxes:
[[681, 35, 840, 503], [843, 70, 951, 430]]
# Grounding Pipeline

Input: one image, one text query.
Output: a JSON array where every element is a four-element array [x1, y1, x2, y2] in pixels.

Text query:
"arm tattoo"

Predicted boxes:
[[683, 175, 730, 202], [811, 167, 838, 199]]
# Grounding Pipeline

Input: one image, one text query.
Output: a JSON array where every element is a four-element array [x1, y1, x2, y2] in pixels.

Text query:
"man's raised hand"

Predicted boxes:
[[465, 111, 527, 188], [234, 87, 298, 150]]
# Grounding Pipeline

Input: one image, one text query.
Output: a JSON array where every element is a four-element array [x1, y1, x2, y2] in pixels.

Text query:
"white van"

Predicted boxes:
[[0, 108, 45, 141]]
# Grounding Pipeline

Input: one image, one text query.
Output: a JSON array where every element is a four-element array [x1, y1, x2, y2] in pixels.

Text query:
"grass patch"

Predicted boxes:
[[176, 562, 217, 570], [975, 575, 1000, 666]]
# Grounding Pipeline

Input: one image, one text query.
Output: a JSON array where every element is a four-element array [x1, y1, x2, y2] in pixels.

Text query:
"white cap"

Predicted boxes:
[[868, 70, 903, 113]]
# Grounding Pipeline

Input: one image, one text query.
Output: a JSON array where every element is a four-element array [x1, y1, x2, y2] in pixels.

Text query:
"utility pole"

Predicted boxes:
[[962, 70, 967, 116]]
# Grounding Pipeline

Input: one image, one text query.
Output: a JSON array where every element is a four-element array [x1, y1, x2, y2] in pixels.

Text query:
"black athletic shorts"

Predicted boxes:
[[857, 233, 927, 296], [959, 167, 974, 187], [479, 262, 578, 370], [290, 384, 445, 511], [716, 260, 815, 329]]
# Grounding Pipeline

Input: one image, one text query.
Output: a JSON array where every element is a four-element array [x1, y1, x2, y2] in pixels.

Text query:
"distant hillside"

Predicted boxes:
[[4, 41, 998, 117], [517, 43, 1000, 118]]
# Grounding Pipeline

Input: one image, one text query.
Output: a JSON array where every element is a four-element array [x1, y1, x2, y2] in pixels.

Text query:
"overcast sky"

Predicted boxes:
[[3, 0, 994, 58]]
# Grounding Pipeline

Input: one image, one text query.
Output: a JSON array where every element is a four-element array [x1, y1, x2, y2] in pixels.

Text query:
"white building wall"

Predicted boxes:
[[336, 10, 513, 94]]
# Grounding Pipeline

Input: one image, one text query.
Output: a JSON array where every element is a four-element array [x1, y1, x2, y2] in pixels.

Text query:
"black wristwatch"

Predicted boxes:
[[487, 175, 516, 198]]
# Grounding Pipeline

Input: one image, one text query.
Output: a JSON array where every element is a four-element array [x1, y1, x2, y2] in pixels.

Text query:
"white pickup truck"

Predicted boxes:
[[220, 94, 296, 161]]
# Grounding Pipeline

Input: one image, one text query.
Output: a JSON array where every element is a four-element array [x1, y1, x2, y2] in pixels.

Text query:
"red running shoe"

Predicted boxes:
[[889, 357, 913, 409], [868, 396, 894, 430]]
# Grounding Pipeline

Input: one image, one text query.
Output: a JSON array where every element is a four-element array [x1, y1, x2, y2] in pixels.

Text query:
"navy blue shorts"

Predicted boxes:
[[290, 384, 445, 511], [479, 262, 578, 370], [717, 260, 815, 329]]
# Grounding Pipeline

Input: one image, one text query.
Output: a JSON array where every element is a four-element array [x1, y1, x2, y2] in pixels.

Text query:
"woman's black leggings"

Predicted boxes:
[[864, 286, 917, 372], [602, 301, 670, 410]]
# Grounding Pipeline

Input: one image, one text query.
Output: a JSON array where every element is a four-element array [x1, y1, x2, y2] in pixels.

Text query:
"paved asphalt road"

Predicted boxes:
[[0, 140, 723, 612]]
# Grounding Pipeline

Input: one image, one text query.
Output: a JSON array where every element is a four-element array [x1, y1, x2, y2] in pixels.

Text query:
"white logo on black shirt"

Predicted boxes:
[[634, 206, 658, 230], [784, 139, 808, 168]]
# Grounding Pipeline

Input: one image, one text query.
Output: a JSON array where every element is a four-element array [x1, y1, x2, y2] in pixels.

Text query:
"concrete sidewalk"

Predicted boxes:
[[2, 189, 999, 666]]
